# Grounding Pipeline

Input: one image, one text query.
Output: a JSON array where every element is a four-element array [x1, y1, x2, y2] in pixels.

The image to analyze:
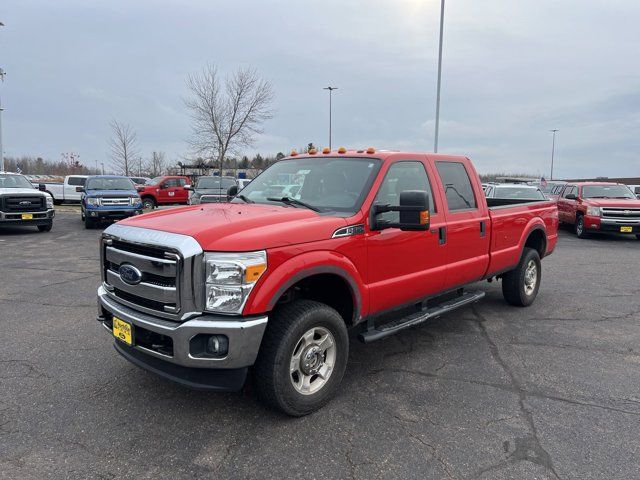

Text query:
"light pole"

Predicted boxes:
[[0, 22, 5, 172], [323, 86, 338, 150], [550, 129, 559, 180], [433, 0, 445, 153]]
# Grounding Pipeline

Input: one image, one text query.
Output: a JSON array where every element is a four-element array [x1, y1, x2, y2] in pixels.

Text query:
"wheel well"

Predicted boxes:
[[274, 273, 355, 326], [524, 228, 547, 257]]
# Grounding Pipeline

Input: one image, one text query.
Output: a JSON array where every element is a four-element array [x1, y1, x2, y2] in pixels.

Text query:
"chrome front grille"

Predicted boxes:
[[101, 197, 131, 206], [601, 207, 640, 224], [100, 224, 204, 321]]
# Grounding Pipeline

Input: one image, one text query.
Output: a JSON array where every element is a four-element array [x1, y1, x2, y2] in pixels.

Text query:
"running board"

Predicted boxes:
[[358, 290, 486, 343]]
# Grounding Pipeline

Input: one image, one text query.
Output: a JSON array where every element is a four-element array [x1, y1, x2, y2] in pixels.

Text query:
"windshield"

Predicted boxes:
[[494, 187, 546, 200], [86, 177, 135, 191], [234, 157, 381, 213], [196, 177, 236, 190], [582, 185, 635, 199], [0, 174, 35, 189]]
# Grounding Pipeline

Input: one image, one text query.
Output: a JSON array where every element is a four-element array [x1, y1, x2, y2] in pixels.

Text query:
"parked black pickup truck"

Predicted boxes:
[[0, 172, 55, 232]]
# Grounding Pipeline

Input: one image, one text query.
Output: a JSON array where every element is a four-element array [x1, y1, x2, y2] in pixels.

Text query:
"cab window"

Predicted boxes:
[[435, 161, 477, 211], [68, 177, 86, 186], [562, 186, 577, 198], [164, 179, 179, 188], [374, 161, 435, 224]]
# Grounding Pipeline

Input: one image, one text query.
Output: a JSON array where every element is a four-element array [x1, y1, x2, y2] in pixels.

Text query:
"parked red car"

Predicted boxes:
[[557, 182, 640, 239], [97, 149, 558, 415], [136, 175, 191, 209]]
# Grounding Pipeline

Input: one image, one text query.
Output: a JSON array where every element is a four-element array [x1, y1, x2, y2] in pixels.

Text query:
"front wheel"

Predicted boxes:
[[502, 247, 541, 307], [37, 222, 52, 232], [575, 215, 588, 239], [142, 197, 156, 210], [253, 300, 349, 416], [84, 216, 95, 229]]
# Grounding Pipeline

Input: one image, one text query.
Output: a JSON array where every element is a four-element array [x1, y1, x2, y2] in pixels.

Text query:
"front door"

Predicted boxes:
[[557, 185, 578, 223], [366, 157, 447, 314]]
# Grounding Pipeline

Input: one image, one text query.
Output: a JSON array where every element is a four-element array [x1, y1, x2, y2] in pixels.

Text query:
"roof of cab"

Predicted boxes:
[[283, 149, 467, 163]]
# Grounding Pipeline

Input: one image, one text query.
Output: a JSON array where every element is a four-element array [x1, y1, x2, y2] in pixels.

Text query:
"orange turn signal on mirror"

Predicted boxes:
[[245, 264, 267, 283], [420, 211, 430, 225]]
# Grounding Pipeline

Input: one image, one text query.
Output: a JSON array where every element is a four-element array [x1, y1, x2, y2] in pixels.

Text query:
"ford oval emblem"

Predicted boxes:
[[119, 264, 143, 285]]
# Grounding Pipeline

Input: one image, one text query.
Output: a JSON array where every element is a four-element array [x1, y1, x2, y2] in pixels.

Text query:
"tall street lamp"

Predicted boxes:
[[323, 86, 338, 150], [0, 21, 5, 171], [433, 0, 445, 153], [550, 129, 559, 180]]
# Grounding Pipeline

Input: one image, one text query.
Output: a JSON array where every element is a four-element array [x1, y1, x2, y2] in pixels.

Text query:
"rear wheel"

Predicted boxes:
[[502, 247, 541, 307], [575, 215, 588, 239], [37, 222, 52, 232], [142, 197, 156, 210], [253, 300, 348, 416]]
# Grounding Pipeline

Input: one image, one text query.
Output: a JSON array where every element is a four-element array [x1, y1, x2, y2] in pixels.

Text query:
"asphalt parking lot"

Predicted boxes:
[[1, 211, 639, 479]]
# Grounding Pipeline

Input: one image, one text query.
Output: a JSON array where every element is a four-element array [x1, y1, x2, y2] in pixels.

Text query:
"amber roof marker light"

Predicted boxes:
[[337, 147, 347, 154], [322, 147, 330, 154], [366, 147, 376, 154], [290, 149, 298, 156]]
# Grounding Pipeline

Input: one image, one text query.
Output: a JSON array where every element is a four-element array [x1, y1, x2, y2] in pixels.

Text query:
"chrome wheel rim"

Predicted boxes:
[[576, 219, 583, 235], [290, 326, 336, 395], [524, 260, 537, 295]]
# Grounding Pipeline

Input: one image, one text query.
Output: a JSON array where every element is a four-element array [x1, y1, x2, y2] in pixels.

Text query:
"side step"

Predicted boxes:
[[358, 290, 485, 343]]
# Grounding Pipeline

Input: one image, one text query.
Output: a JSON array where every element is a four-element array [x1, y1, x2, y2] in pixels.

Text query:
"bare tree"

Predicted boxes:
[[108, 120, 140, 176], [146, 151, 167, 177], [184, 65, 274, 169]]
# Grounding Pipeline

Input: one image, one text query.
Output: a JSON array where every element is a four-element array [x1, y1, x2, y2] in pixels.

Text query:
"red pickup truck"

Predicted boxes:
[[96, 149, 558, 415], [556, 182, 640, 239], [136, 175, 191, 209]]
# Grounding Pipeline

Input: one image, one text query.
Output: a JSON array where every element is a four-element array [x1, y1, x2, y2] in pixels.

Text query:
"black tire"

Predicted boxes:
[[37, 222, 52, 232], [575, 215, 588, 239], [501, 247, 541, 307], [142, 197, 156, 210], [81, 208, 85, 221], [636, 234, 640, 240], [253, 300, 349, 416], [84, 216, 95, 229]]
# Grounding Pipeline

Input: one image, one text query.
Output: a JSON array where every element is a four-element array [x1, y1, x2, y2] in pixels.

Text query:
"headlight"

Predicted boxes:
[[46, 196, 53, 208], [86, 197, 100, 207], [204, 251, 267, 314], [586, 206, 601, 216], [129, 197, 141, 207]]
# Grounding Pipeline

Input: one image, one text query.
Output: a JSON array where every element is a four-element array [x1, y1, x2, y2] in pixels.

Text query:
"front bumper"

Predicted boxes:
[[86, 208, 143, 220], [0, 209, 55, 225], [584, 215, 640, 234], [97, 286, 268, 389]]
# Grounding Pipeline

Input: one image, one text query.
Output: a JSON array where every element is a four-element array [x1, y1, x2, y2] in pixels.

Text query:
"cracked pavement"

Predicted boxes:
[[1, 212, 639, 479]]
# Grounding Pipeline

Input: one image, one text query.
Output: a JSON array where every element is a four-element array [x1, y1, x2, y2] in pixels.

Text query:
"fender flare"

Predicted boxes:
[[519, 219, 547, 258], [244, 251, 366, 323]]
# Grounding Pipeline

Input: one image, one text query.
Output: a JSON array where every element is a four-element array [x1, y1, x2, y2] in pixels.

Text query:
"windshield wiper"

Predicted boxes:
[[236, 194, 254, 204], [266, 196, 320, 212]]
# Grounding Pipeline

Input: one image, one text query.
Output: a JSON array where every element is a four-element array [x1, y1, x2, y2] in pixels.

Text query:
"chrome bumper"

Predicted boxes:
[[0, 208, 55, 221], [600, 217, 640, 225], [97, 285, 267, 369]]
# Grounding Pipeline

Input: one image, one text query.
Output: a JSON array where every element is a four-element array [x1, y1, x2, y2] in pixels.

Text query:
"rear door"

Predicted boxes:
[[432, 158, 490, 288], [366, 156, 447, 313], [557, 185, 577, 223]]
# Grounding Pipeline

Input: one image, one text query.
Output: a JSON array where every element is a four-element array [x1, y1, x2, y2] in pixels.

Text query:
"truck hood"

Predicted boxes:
[[0, 187, 47, 196], [118, 203, 348, 251], [85, 189, 138, 197], [584, 198, 640, 208]]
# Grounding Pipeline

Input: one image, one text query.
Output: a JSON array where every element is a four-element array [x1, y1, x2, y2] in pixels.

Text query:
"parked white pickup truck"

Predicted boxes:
[[0, 172, 55, 231], [43, 175, 89, 204]]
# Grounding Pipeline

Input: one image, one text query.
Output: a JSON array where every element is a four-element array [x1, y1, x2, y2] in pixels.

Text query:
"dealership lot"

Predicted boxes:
[[1, 212, 639, 479]]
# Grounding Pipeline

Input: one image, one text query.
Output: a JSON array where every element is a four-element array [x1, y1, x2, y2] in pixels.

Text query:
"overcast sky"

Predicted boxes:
[[1, 0, 639, 178]]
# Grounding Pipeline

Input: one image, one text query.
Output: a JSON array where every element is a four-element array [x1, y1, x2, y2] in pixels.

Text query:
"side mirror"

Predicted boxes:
[[371, 190, 431, 231], [184, 184, 192, 191], [226, 185, 238, 201], [136, 186, 145, 192], [564, 193, 577, 200], [76, 186, 85, 193], [38, 183, 46, 191]]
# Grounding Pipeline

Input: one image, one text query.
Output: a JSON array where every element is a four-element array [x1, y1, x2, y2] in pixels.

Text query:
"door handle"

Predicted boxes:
[[438, 226, 446, 245], [480, 220, 486, 237]]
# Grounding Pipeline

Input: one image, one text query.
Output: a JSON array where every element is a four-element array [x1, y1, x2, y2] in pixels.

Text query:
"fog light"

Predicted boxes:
[[206, 335, 229, 356], [90, 211, 98, 217]]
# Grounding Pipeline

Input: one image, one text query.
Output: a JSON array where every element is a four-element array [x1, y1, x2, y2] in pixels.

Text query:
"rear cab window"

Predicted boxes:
[[68, 177, 86, 186], [435, 161, 478, 211]]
